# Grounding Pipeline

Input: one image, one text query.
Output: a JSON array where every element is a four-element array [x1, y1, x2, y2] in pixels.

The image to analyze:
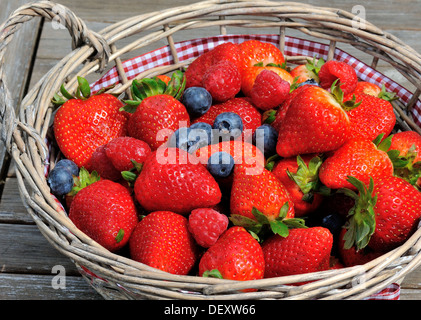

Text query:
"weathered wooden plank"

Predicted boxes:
[[0, 273, 102, 300], [0, 177, 34, 224], [0, 224, 79, 275]]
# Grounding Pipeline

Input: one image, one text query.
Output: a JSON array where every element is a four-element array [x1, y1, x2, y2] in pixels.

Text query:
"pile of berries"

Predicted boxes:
[[47, 40, 421, 285]]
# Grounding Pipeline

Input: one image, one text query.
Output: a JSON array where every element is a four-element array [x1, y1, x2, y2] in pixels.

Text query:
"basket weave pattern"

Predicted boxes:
[[1, 0, 421, 300]]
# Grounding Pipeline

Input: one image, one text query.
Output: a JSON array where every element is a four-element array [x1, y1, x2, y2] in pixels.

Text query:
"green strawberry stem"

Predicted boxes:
[[121, 70, 186, 113], [378, 84, 399, 102], [340, 176, 377, 251], [305, 56, 325, 75], [230, 203, 307, 240], [67, 167, 101, 197], [388, 143, 421, 190], [115, 229, 125, 243], [330, 79, 362, 111], [202, 269, 223, 279]]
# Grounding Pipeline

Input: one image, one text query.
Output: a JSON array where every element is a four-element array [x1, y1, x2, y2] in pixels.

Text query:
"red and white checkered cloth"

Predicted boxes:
[[90, 34, 421, 127], [365, 283, 401, 300]]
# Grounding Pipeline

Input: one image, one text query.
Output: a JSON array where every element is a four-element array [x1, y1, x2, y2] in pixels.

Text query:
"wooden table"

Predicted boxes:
[[1, 0, 420, 300]]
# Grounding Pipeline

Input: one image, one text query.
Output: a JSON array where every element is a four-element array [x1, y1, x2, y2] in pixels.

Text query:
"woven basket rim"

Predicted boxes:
[[1, 0, 421, 300]]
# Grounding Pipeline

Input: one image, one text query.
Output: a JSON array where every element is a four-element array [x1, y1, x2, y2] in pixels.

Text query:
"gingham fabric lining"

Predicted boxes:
[[90, 34, 421, 127], [365, 283, 401, 300]]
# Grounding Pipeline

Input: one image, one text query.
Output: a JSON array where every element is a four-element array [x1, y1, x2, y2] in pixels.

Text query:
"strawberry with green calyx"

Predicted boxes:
[[387, 130, 421, 190], [121, 70, 186, 113], [198, 226, 265, 286], [53, 76, 128, 168], [272, 154, 328, 217], [276, 82, 351, 157], [341, 175, 421, 252], [65, 167, 100, 209], [69, 179, 139, 252], [339, 176, 377, 252]]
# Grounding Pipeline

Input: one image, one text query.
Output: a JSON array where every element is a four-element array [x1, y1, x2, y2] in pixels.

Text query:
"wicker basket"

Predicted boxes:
[[1, 0, 421, 300]]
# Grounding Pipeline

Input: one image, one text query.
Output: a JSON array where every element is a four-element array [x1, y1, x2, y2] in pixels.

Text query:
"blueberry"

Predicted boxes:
[[54, 159, 79, 176], [189, 122, 213, 146], [297, 78, 319, 88], [207, 151, 235, 178], [47, 167, 74, 196], [182, 87, 212, 118], [168, 127, 191, 152], [321, 213, 345, 238], [169, 124, 212, 153], [213, 112, 243, 141], [252, 124, 279, 157]]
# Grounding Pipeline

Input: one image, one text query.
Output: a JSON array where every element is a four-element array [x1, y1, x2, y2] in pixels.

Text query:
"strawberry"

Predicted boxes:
[[271, 154, 324, 217], [202, 60, 241, 102], [69, 179, 138, 252], [65, 167, 101, 209], [229, 164, 297, 237], [129, 211, 199, 275], [105, 136, 151, 172], [198, 226, 265, 284], [53, 77, 128, 168], [289, 57, 323, 84], [250, 69, 290, 110], [193, 97, 262, 134], [262, 227, 333, 278], [387, 130, 421, 189], [318, 60, 358, 95], [127, 94, 190, 150], [240, 66, 293, 97], [185, 42, 241, 88], [343, 92, 396, 141], [338, 228, 383, 267], [276, 85, 350, 157], [319, 137, 394, 190], [188, 208, 229, 248], [340, 175, 421, 252], [134, 148, 222, 214], [238, 39, 285, 71]]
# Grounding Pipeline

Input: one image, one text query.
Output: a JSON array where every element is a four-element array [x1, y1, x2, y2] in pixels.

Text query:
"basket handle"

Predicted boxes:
[[0, 1, 111, 152]]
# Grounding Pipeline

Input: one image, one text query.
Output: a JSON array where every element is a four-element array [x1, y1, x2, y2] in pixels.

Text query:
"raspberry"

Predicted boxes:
[[250, 69, 290, 110], [188, 208, 229, 248], [202, 60, 241, 102], [318, 60, 358, 95], [105, 136, 151, 171]]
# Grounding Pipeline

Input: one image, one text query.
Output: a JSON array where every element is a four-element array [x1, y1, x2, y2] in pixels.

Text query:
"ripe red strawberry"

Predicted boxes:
[[53, 78, 128, 168], [318, 60, 358, 95], [134, 148, 222, 214], [193, 97, 262, 134], [229, 164, 296, 236], [343, 92, 396, 141], [238, 40, 285, 71], [198, 226, 265, 284], [202, 60, 241, 102], [105, 136, 151, 171], [69, 179, 138, 252], [262, 227, 333, 278], [319, 137, 394, 190], [250, 69, 290, 110], [188, 208, 229, 248], [85, 144, 121, 181], [271, 154, 324, 217], [127, 94, 190, 150], [388, 130, 421, 189], [240, 66, 293, 97], [338, 228, 383, 267], [276, 85, 350, 157], [129, 211, 199, 275], [185, 42, 241, 88], [340, 175, 421, 253]]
